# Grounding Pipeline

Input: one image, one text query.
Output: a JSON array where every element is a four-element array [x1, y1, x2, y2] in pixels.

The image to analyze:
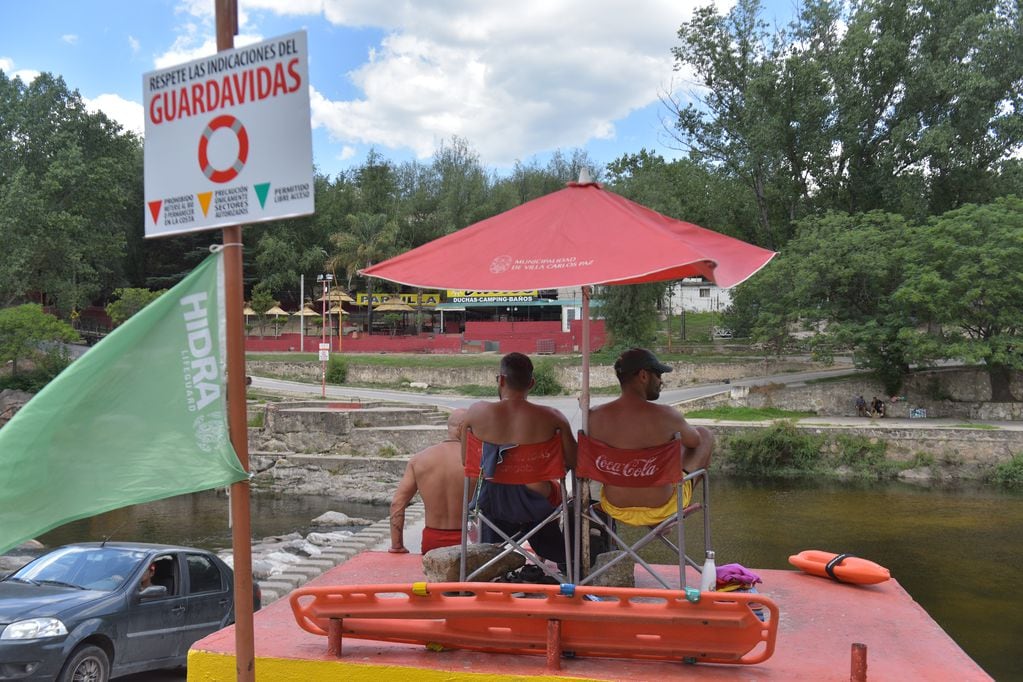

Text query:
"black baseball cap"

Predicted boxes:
[[614, 348, 673, 378]]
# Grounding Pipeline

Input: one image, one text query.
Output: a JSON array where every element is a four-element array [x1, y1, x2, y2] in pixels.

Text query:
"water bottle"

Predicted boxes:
[[699, 550, 717, 592]]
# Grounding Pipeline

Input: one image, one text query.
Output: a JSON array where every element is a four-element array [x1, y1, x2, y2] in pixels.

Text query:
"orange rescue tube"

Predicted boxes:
[[788, 550, 890, 585]]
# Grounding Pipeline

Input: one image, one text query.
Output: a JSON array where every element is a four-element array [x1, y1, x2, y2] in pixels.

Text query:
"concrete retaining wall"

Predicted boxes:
[[706, 422, 1023, 480], [249, 358, 837, 391]]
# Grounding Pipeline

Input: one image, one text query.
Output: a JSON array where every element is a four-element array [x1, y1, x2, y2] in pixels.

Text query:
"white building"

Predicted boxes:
[[666, 278, 733, 314]]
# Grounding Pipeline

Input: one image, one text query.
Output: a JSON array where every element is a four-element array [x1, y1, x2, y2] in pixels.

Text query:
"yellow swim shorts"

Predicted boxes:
[[599, 480, 693, 526]]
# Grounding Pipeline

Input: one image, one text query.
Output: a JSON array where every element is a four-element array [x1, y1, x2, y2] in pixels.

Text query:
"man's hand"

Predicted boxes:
[[388, 545, 410, 554]]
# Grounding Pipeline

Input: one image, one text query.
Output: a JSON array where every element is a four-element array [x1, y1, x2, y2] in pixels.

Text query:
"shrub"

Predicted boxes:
[[531, 360, 563, 396], [326, 355, 348, 384], [723, 421, 824, 475], [990, 454, 1023, 487]]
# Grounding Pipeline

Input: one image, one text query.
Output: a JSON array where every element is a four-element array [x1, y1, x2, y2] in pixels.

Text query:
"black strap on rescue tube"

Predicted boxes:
[[824, 553, 854, 581]]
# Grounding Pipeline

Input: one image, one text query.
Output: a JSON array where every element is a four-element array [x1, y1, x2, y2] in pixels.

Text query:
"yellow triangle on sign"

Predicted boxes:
[[197, 192, 213, 216]]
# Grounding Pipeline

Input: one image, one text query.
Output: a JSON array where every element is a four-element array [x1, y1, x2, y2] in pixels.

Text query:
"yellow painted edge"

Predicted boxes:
[[187, 649, 597, 681]]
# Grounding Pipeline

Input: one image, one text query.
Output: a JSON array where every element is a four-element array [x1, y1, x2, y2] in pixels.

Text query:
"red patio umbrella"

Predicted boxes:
[[362, 173, 776, 429]]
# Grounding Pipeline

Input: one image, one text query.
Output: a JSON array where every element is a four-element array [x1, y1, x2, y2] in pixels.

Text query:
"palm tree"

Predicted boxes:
[[327, 212, 399, 334]]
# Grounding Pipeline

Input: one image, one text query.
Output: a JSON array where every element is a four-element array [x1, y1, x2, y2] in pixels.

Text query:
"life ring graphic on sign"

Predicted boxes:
[[198, 115, 249, 183]]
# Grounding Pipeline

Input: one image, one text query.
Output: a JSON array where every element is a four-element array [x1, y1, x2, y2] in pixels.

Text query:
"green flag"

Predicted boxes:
[[0, 251, 246, 554]]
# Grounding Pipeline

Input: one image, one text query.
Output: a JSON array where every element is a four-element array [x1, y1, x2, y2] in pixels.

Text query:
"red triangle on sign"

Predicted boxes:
[[147, 200, 163, 224]]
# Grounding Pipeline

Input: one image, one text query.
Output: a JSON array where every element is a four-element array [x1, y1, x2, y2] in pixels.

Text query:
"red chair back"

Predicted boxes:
[[576, 433, 682, 487], [464, 429, 565, 484]]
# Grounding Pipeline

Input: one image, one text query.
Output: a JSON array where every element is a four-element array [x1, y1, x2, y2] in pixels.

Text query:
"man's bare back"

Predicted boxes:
[[389, 409, 467, 553], [588, 348, 712, 508]]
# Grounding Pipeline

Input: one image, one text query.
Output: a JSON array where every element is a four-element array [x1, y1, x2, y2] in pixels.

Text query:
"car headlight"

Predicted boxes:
[[0, 617, 68, 640]]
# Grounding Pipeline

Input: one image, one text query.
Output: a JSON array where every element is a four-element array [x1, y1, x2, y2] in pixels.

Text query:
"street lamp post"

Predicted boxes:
[[316, 273, 333, 398]]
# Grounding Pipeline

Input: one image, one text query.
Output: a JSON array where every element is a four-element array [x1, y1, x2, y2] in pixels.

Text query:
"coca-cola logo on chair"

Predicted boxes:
[[594, 455, 660, 478]]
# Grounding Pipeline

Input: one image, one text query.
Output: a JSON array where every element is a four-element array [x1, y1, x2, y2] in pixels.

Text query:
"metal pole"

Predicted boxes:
[[299, 274, 304, 352], [215, 2, 255, 681], [320, 275, 327, 398]]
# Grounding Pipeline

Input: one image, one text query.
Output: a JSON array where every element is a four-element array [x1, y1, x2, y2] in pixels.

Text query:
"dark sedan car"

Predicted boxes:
[[0, 542, 260, 681]]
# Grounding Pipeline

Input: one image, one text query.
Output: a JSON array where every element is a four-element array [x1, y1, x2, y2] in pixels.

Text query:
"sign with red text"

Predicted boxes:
[[143, 31, 314, 238]]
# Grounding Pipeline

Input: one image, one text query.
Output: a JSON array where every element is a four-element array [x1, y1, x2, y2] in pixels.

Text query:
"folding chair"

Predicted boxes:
[[573, 432, 711, 589], [460, 428, 572, 583]]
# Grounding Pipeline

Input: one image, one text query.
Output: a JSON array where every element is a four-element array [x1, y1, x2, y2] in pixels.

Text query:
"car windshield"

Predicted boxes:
[[10, 546, 150, 592]]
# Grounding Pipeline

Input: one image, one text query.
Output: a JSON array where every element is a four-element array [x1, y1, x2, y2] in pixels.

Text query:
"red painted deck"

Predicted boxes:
[[190, 552, 990, 681]]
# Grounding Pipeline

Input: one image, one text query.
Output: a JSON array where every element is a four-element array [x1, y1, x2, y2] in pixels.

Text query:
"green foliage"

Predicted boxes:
[[723, 421, 825, 475], [326, 355, 349, 384], [0, 72, 141, 312], [667, 0, 1023, 248], [895, 197, 1023, 401], [0, 304, 79, 375], [726, 211, 913, 392], [990, 454, 1023, 487], [832, 434, 889, 470], [249, 283, 277, 338], [105, 287, 164, 326], [530, 360, 563, 396], [597, 283, 663, 351], [0, 346, 72, 392], [686, 406, 815, 420]]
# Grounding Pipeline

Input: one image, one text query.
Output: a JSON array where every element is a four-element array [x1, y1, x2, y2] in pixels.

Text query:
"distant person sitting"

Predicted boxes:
[[587, 348, 714, 523], [463, 352, 577, 566], [871, 396, 886, 418], [389, 409, 469, 554]]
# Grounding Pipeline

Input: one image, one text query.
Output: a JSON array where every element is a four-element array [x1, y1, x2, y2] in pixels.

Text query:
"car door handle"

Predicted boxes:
[[219, 599, 229, 606], [171, 606, 186, 614]]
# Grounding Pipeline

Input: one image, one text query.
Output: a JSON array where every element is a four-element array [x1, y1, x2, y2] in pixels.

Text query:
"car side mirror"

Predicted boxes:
[[139, 585, 168, 600]]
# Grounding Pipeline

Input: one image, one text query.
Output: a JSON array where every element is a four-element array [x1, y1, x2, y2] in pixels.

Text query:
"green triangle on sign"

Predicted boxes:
[[254, 183, 270, 209]]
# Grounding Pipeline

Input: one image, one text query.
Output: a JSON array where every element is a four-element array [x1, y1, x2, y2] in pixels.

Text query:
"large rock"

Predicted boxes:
[[311, 511, 373, 526], [588, 551, 635, 588], [422, 544, 525, 582]]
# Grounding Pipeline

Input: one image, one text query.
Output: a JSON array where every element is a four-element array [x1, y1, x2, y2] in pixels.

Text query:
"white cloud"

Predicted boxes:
[[61, 34, 79, 45], [178, 0, 710, 166], [154, 31, 265, 69], [1, 57, 40, 84], [339, 145, 357, 160], [84, 94, 145, 137], [128, 36, 141, 55]]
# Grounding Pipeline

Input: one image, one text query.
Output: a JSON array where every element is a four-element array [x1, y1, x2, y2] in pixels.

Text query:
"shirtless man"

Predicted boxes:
[[463, 352, 576, 564], [389, 409, 469, 554], [588, 348, 713, 519]]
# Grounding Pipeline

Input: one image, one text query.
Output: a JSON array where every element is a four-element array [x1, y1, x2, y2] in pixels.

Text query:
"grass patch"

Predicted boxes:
[[990, 454, 1023, 487], [686, 406, 816, 421], [952, 422, 999, 430], [247, 411, 265, 428]]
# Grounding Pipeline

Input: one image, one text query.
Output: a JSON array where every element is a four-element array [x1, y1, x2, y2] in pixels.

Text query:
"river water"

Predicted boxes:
[[36, 481, 1021, 680]]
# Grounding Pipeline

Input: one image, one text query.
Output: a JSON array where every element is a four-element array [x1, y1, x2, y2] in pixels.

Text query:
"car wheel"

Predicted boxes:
[[58, 644, 110, 682]]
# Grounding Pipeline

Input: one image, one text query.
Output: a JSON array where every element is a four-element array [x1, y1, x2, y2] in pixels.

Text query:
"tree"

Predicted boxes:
[[0, 304, 79, 376], [249, 283, 277, 338], [897, 197, 1023, 401], [666, 0, 1023, 246], [327, 212, 399, 333], [105, 288, 165, 327], [0, 72, 142, 312], [597, 283, 664, 351], [725, 211, 913, 392]]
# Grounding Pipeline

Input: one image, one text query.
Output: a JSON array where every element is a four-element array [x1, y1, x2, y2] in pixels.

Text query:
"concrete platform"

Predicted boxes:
[[188, 552, 990, 681]]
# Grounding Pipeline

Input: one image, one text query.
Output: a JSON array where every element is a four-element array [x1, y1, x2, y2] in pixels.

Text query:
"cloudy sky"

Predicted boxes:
[[1, 0, 790, 176]]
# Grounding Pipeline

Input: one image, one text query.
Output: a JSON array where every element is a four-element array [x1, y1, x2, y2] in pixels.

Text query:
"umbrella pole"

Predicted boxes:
[[579, 286, 592, 580]]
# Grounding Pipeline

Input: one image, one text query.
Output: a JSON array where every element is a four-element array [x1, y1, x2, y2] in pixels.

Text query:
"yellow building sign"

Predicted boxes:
[[354, 292, 442, 306]]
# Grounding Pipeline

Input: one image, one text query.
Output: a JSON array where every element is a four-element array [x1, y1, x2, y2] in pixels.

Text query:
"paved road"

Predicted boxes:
[[251, 365, 872, 432]]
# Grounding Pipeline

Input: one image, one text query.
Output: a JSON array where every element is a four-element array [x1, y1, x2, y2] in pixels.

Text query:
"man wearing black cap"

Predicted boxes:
[[587, 348, 713, 520]]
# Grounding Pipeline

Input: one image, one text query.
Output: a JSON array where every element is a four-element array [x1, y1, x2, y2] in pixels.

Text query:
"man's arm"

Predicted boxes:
[[388, 461, 418, 553]]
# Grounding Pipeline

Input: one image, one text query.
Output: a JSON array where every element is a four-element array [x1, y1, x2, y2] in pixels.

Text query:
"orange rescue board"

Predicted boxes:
[[788, 550, 890, 585]]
